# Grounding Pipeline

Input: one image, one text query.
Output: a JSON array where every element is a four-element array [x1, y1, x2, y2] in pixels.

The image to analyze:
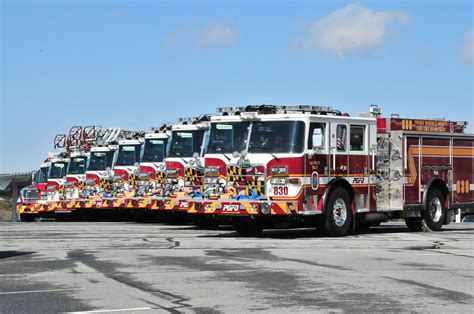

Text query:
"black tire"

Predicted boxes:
[[354, 222, 372, 233], [405, 217, 423, 232], [318, 187, 353, 237], [20, 214, 36, 222], [194, 216, 219, 229], [233, 219, 263, 236], [421, 188, 446, 231]]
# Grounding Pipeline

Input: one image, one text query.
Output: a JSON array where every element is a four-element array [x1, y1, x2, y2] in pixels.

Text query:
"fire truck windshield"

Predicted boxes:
[[207, 122, 250, 154], [142, 139, 167, 162], [168, 130, 204, 158], [116, 144, 142, 166], [88, 151, 114, 171], [248, 121, 305, 153], [49, 162, 67, 179], [67, 157, 87, 174], [37, 167, 49, 183]]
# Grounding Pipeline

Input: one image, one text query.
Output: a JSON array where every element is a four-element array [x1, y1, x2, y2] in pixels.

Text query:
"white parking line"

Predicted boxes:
[[69, 307, 152, 313], [0, 288, 84, 295]]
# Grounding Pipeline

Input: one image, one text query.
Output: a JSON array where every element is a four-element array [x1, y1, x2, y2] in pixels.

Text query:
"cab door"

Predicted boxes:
[[330, 123, 349, 178], [305, 121, 329, 213]]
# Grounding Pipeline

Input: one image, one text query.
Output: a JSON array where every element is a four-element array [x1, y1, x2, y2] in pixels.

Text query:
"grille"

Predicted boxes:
[[226, 165, 266, 196]]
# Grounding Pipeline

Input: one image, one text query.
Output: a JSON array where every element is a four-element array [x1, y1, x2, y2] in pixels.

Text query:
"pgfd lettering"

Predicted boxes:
[[223, 204, 239, 212], [179, 202, 189, 208], [353, 177, 365, 184]]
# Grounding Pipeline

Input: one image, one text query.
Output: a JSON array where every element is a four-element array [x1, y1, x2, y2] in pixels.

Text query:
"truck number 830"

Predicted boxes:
[[273, 187, 288, 195]]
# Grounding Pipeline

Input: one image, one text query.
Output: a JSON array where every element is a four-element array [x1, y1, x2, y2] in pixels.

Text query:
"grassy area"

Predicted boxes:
[[0, 196, 13, 221]]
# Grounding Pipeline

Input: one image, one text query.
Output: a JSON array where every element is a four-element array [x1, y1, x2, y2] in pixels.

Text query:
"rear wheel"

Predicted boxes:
[[318, 187, 353, 237], [422, 188, 446, 231], [233, 219, 263, 236]]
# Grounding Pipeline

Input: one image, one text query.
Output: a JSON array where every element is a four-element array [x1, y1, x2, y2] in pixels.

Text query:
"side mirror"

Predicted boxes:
[[312, 128, 323, 149], [31, 172, 36, 184]]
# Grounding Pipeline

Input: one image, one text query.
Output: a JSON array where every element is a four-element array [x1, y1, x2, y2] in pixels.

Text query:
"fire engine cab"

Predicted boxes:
[[189, 104, 473, 236], [17, 159, 50, 221], [149, 115, 210, 215]]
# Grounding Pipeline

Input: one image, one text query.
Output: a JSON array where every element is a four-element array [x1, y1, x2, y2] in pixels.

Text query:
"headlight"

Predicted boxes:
[[188, 159, 195, 166], [270, 177, 287, 185], [159, 164, 166, 170], [204, 167, 220, 175], [271, 166, 288, 175], [113, 175, 124, 182], [204, 177, 219, 185], [138, 172, 150, 180], [166, 168, 179, 176], [85, 179, 96, 186], [65, 182, 75, 188]]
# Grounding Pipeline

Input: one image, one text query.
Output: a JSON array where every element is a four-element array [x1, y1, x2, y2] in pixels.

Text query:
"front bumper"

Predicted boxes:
[[188, 199, 302, 216]]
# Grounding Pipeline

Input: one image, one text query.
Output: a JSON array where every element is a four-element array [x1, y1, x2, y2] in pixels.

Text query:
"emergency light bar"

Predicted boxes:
[[218, 104, 341, 115], [150, 123, 172, 132], [177, 115, 211, 124]]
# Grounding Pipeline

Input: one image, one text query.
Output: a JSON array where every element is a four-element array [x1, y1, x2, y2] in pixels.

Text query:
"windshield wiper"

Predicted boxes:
[[249, 145, 280, 161], [221, 153, 230, 162]]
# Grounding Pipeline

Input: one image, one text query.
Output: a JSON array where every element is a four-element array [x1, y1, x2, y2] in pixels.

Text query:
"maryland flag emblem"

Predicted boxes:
[[78, 181, 86, 190], [100, 178, 111, 190], [227, 166, 246, 182], [245, 180, 265, 196], [185, 168, 200, 182], [129, 174, 139, 186], [156, 171, 165, 185], [58, 185, 65, 195]]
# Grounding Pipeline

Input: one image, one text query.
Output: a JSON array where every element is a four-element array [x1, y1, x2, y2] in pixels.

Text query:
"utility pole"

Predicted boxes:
[[11, 183, 18, 222]]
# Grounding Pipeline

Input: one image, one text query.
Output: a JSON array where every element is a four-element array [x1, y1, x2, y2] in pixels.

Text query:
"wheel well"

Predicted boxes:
[[323, 179, 355, 208], [424, 177, 450, 208]]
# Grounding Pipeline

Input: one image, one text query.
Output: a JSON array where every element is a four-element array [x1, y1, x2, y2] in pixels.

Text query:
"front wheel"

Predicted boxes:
[[318, 187, 353, 237], [233, 219, 263, 236], [20, 214, 36, 222]]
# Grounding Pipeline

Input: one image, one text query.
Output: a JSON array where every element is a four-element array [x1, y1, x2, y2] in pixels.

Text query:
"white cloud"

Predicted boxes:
[[196, 24, 239, 49], [306, 4, 410, 57], [461, 30, 474, 65]]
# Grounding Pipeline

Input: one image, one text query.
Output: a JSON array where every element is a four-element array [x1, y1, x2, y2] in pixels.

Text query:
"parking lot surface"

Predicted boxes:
[[0, 221, 473, 313]]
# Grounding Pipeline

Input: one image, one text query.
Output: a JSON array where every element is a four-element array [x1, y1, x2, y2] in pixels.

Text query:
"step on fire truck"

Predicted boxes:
[[124, 124, 171, 217], [148, 115, 210, 219], [188, 105, 473, 236], [17, 159, 51, 221]]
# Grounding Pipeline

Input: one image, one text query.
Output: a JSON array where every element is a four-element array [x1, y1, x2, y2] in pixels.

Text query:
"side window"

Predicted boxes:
[[336, 124, 347, 152], [350, 125, 365, 151], [308, 123, 325, 149]]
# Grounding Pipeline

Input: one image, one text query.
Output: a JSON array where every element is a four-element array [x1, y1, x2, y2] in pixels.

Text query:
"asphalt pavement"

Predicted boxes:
[[0, 221, 473, 313]]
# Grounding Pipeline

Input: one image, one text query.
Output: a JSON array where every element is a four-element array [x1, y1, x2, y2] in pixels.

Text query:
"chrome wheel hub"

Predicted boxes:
[[333, 198, 347, 227], [429, 197, 442, 222]]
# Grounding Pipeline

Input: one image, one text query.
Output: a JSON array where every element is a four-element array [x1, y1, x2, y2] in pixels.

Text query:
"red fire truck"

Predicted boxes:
[[75, 127, 141, 217], [124, 124, 171, 217], [17, 160, 50, 221], [148, 116, 210, 218], [188, 105, 473, 236]]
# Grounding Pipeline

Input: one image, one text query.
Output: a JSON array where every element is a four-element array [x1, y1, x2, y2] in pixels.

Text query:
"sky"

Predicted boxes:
[[1, 0, 473, 173]]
